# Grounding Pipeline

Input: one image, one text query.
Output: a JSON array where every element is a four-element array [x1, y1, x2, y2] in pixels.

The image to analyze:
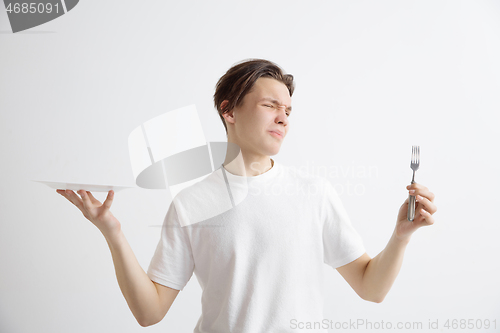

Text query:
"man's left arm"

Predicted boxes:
[[336, 183, 437, 303]]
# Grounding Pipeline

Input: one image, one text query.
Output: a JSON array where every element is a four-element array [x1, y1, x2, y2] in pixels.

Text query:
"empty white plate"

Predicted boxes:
[[32, 180, 135, 192]]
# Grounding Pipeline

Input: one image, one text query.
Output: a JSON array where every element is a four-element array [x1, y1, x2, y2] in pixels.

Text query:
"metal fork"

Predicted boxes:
[[407, 145, 420, 222]]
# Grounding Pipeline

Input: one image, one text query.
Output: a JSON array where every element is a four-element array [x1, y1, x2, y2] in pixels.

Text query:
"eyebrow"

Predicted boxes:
[[259, 97, 292, 112]]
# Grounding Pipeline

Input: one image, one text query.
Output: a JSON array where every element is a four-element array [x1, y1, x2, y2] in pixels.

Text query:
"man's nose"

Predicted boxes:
[[276, 106, 289, 124]]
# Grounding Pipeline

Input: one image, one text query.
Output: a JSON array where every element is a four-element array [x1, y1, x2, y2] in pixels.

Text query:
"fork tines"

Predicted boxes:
[[411, 145, 420, 170]]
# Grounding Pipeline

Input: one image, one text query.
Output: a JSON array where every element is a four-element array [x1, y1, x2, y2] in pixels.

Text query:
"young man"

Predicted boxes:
[[57, 59, 437, 332]]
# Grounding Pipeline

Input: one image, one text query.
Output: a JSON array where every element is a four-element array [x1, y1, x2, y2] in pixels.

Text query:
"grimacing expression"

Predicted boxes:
[[224, 77, 292, 156]]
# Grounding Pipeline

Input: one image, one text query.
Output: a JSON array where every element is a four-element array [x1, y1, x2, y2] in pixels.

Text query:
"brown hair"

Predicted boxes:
[[213, 59, 295, 135]]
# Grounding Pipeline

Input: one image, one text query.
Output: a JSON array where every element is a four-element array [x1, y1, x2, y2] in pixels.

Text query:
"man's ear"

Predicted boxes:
[[221, 100, 236, 125]]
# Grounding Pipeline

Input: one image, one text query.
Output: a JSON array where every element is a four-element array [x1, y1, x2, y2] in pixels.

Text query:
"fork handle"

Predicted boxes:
[[407, 180, 416, 222], [407, 194, 416, 222]]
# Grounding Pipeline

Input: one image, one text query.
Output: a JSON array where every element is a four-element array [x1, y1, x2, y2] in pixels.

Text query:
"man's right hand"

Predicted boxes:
[[56, 189, 121, 239]]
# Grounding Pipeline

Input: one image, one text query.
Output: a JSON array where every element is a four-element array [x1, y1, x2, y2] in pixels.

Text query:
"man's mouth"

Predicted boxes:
[[269, 130, 283, 139]]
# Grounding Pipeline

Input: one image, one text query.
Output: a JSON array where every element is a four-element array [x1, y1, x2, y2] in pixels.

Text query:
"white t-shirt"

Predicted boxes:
[[147, 159, 366, 332]]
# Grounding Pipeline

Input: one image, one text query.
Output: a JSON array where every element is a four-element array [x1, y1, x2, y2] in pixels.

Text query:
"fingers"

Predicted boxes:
[[406, 183, 436, 202], [56, 189, 92, 209], [102, 190, 114, 210], [57, 189, 111, 210], [414, 207, 435, 226], [402, 183, 437, 227], [78, 190, 91, 208], [85, 191, 101, 205], [57, 189, 84, 211], [415, 194, 437, 214]]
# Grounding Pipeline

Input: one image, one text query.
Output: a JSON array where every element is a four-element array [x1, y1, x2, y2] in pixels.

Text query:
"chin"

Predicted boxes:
[[265, 145, 281, 156]]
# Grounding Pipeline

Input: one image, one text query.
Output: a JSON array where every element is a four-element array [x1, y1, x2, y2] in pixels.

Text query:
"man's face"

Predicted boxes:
[[224, 77, 292, 157]]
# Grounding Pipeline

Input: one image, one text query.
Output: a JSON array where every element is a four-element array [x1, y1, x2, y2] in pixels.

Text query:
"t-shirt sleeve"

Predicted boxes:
[[147, 201, 195, 291], [322, 179, 366, 269]]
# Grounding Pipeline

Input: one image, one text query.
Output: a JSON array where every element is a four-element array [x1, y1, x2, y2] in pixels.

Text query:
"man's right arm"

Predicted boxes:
[[105, 230, 180, 327], [56, 189, 179, 326]]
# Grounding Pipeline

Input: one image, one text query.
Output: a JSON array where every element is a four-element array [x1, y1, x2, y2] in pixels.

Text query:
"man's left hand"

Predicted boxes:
[[395, 183, 437, 242]]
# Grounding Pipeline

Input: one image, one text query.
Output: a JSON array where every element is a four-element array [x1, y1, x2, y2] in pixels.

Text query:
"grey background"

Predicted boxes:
[[1, 0, 499, 332]]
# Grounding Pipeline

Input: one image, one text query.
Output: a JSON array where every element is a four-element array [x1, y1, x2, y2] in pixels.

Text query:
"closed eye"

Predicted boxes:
[[264, 104, 290, 116]]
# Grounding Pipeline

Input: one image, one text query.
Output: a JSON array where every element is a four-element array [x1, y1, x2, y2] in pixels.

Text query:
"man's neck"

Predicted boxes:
[[222, 151, 273, 177]]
